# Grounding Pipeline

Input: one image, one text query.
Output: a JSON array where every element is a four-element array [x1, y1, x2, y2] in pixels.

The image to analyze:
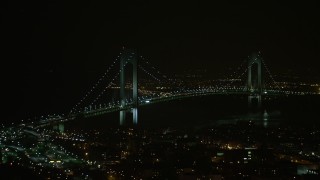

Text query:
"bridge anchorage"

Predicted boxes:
[[119, 48, 138, 125], [247, 52, 263, 110]]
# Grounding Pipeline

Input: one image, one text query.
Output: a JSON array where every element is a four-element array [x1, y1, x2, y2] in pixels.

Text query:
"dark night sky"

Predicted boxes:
[[1, 1, 319, 122]]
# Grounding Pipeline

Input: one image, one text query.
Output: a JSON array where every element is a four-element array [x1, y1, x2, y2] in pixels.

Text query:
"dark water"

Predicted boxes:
[[66, 95, 320, 130]]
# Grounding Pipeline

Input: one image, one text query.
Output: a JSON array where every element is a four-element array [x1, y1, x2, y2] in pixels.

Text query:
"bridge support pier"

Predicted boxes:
[[248, 95, 261, 110], [120, 111, 126, 125], [119, 48, 138, 125], [132, 108, 138, 124]]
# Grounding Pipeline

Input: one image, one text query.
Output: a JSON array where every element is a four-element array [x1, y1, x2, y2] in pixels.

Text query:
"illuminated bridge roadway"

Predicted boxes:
[[33, 87, 318, 128]]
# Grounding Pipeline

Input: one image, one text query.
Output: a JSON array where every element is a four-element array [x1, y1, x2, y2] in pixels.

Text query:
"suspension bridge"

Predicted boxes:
[[20, 48, 318, 130]]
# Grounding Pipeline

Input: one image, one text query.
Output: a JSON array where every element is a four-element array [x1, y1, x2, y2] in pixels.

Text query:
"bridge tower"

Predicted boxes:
[[247, 52, 263, 109], [119, 48, 138, 125], [53, 122, 64, 133]]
